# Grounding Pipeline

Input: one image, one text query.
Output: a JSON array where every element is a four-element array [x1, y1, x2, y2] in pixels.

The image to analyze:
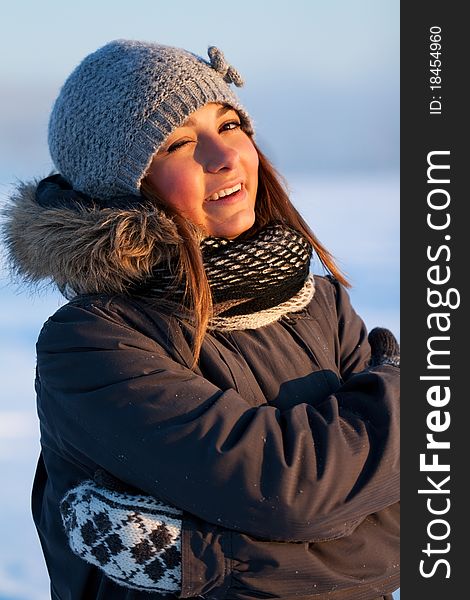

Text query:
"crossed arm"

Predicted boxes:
[[37, 293, 399, 544]]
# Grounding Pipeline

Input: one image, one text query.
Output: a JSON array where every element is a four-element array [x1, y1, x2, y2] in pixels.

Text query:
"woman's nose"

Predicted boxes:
[[201, 137, 239, 173]]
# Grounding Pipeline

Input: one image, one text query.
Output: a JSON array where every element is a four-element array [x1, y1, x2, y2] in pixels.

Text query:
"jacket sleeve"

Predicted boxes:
[[306, 275, 372, 383], [36, 297, 399, 544], [332, 277, 373, 380]]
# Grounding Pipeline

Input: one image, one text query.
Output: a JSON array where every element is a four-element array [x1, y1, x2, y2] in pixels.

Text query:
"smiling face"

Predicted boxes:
[[143, 103, 259, 239]]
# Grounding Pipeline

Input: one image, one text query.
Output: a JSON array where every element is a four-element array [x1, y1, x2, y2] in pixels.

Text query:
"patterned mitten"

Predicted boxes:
[[367, 327, 400, 368], [60, 470, 182, 594]]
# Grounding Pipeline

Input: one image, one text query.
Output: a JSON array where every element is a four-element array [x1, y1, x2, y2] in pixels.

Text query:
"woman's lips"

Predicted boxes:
[[205, 185, 247, 205]]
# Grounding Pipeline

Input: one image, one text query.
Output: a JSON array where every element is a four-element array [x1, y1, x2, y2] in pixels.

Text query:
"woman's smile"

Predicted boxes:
[[205, 181, 243, 202]]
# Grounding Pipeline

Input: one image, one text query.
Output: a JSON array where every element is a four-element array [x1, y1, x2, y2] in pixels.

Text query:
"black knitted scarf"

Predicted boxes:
[[134, 222, 313, 317]]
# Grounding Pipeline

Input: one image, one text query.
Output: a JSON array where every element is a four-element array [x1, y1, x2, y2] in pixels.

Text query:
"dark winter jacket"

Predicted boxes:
[[3, 180, 400, 600]]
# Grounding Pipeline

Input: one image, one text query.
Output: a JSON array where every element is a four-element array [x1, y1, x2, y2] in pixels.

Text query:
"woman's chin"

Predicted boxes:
[[206, 209, 256, 239]]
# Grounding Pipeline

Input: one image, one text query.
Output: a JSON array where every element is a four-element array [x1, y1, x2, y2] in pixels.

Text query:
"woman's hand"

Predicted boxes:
[[60, 470, 182, 593], [367, 327, 400, 368]]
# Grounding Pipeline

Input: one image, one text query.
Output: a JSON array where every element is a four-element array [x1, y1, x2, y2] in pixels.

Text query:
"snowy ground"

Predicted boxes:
[[0, 172, 399, 599]]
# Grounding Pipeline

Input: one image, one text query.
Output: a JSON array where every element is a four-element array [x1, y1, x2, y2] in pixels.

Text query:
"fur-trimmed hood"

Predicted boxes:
[[1, 175, 184, 295]]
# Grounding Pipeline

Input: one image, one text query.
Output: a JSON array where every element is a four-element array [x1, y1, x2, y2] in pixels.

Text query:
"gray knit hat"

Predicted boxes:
[[48, 40, 254, 200]]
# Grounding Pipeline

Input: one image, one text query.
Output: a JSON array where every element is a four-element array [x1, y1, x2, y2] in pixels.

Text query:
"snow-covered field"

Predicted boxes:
[[0, 172, 399, 599]]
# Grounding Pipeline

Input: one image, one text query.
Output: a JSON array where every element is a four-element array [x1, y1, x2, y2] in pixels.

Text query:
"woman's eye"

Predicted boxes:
[[221, 120, 241, 132], [167, 139, 190, 153]]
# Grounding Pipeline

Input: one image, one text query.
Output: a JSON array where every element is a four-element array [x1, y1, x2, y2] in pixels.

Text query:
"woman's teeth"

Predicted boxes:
[[208, 183, 242, 201]]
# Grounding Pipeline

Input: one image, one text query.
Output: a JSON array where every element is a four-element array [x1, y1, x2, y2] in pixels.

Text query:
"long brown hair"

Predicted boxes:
[[140, 139, 349, 368]]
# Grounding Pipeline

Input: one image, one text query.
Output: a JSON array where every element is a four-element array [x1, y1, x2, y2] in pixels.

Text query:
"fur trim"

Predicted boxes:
[[1, 180, 183, 295]]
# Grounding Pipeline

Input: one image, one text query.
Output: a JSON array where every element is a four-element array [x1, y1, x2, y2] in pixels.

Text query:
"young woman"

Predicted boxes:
[[2, 40, 400, 600]]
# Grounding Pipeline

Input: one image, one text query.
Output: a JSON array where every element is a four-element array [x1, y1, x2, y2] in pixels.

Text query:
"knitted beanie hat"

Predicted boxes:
[[48, 40, 254, 200]]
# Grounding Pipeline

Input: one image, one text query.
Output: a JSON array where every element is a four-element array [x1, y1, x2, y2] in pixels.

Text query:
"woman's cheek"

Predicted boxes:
[[156, 163, 195, 212], [242, 138, 259, 178], [172, 172, 201, 213]]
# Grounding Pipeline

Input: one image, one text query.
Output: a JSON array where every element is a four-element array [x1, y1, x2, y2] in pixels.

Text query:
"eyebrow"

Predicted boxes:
[[184, 105, 234, 127]]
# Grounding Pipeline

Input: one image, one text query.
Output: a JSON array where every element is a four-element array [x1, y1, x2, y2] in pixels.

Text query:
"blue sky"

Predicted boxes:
[[0, 0, 399, 179], [2, 1, 398, 84]]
